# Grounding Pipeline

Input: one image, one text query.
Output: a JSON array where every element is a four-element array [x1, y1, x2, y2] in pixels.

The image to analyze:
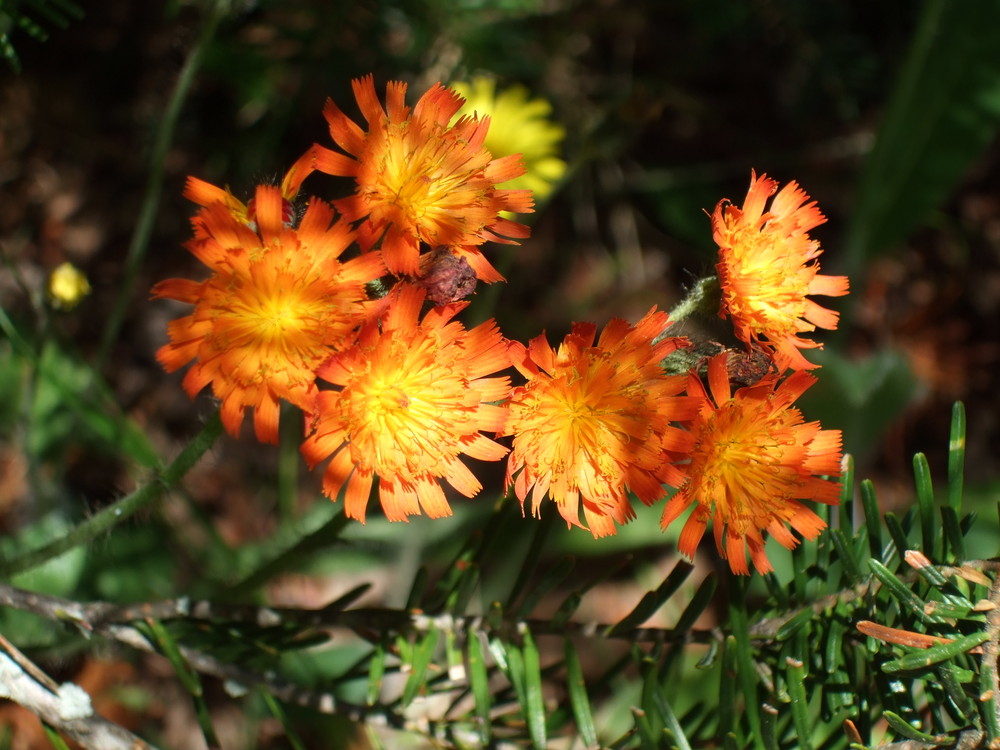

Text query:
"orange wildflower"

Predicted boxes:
[[712, 171, 849, 370], [184, 147, 319, 228], [300, 284, 512, 522], [504, 309, 697, 537], [660, 354, 843, 575], [312, 74, 534, 282], [152, 185, 384, 444]]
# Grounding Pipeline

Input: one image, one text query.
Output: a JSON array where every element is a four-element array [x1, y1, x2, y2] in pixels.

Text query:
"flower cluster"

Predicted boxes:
[[154, 75, 846, 575]]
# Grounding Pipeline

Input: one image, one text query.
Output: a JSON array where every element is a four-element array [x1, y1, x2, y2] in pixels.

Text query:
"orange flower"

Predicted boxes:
[[312, 74, 534, 282], [712, 171, 849, 370], [184, 147, 319, 228], [503, 309, 697, 538], [300, 284, 512, 522], [152, 185, 384, 443], [660, 354, 843, 575]]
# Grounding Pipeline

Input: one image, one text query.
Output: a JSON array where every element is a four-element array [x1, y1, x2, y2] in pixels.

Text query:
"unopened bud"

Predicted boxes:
[[419, 248, 477, 304]]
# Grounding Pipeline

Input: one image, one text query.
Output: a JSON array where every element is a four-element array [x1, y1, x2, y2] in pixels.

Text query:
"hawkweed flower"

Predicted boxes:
[[312, 74, 534, 282], [184, 147, 319, 228], [449, 76, 567, 202], [504, 309, 696, 538], [152, 185, 384, 444], [713, 171, 849, 370], [660, 354, 843, 575], [300, 284, 511, 522]]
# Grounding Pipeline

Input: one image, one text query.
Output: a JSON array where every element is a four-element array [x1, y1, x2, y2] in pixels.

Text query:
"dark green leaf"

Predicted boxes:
[[844, 0, 1000, 274], [785, 656, 813, 750], [882, 630, 988, 673], [913, 453, 936, 557], [882, 710, 940, 742], [605, 560, 694, 637], [467, 633, 492, 745], [521, 628, 547, 749], [565, 640, 597, 749], [861, 479, 883, 561]]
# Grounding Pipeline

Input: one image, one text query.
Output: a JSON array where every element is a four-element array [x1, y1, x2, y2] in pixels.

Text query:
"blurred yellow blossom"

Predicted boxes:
[[450, 77, 567, 201], [48, 262, 91, 310]]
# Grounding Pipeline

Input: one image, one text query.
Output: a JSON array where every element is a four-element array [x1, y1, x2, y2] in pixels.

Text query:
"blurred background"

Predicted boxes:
[[2, 0, 1000, 747]]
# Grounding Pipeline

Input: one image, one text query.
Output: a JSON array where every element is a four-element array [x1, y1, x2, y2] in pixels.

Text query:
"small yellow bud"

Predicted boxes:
[[48, 262, 92, 311]]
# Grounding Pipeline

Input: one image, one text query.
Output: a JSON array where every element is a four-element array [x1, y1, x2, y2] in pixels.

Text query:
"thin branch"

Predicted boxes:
[[0, 582, 721, 648], [0, 646, 159, 750]]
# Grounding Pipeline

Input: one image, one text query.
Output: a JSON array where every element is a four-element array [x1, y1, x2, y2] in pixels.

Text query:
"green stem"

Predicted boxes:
[[97, 0, 226, 370], [0, 410, 223, 577]]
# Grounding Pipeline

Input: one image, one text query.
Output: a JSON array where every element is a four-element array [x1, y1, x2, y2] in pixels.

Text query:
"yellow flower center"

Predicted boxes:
[[339, 336, 472, 479], [691, 399, 801, 534]]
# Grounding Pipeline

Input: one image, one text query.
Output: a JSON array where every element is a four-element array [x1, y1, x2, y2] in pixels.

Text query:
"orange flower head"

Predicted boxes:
[[713, 171, 849, 370], [660, 354, 843, 575], [184, 147, 319, 229], [300, 284, 512, 522], [152, 185, 385, 444], [312, 74, 534, 282], [503, 309, 698, 538]]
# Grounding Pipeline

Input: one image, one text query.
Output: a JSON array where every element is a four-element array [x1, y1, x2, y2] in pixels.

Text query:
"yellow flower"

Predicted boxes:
[[48, 262, 91, 310], [449, 77, 567, 201], [300, 284, 512, 522], [713, 171, 849, 370], [312, 74, 534, 283], [503, 309, 696, 537], [152, 184, 384, 444], [660, 354, 843, 575]]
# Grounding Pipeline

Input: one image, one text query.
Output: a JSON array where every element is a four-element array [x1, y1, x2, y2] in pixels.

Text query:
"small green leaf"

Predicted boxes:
[[605, 560, 694, 636], [824, 619, 846, 674], [775, 607, 813, 642], [861, 479, 883, 561], [644, 667, 692, 750], [785, 657, 813, 750], [868, 559, 941, 622], [632, 706, 660, 750], [948, 402, 966, 514], [882, 630, 989, 673], [883, 512, 911, 567], [729, 580, 764, 750], [521, 628, 547, 749], [405, 566, 429, 611], [941, 507, 966, 563], [565, 640, 597, 749], [261, 691, 307, 750], [831, 528, 860, 580], [913, 453, 936, 556], [838, 454, 856, 532], [882, 710, 941, 742], [467, 633, 492, 745], [366, 642, 386, 706], [673, 574, 717, 634], [981, 655, 1000, 741], [401, 628, 440, 707]]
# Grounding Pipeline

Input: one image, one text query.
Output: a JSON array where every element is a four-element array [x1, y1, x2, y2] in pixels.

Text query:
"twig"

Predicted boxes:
[[0, 646, 158, 750], [0, 582, 721, 647]]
